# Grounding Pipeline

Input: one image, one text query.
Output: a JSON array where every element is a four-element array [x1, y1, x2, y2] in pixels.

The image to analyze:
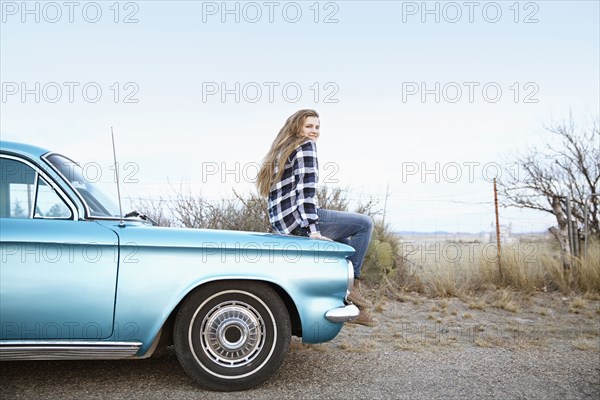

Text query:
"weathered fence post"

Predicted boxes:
[[493, 178, 502, 275]]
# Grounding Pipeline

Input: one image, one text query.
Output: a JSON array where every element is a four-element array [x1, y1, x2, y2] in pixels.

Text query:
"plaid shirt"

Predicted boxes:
[[268, 140, 320, 235]]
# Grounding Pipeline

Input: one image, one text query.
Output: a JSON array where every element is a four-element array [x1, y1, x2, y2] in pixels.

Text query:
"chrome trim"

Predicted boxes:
[[138, 329, 162, 359], [0, 341, 142, 360], [345, 260, 354, 302], [325, 304, 360, 323], [42, 152, 90, 219], [200, 303, 263, 368], [189, 290, 277, 380], [30, 171, 39, 219], [0, 154, 78, 220]]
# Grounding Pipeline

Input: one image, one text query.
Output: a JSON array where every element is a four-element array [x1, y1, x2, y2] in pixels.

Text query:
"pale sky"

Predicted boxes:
[[1, 1, 599, 233]]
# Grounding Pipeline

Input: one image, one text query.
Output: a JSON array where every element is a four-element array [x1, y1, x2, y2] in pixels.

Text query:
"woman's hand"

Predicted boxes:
[[309, 232, 333, 241]]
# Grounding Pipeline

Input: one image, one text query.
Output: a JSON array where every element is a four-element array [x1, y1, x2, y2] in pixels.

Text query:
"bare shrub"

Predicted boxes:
[[316, 186, 350, 211], [130, 196, 173, 227], [168, 189, 212, 229], [133, 186, 600, 298]]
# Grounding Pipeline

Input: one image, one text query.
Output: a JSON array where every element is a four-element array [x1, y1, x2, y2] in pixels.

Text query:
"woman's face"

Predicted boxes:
[[300, 116, 320, 142]]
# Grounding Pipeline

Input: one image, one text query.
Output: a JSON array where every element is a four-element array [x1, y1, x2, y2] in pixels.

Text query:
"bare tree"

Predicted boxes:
[[500, 116, 599, 269]]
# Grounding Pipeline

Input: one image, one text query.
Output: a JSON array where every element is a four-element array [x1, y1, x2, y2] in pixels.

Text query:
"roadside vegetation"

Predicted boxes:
[[391, 236, 599, 298], [134, 186, 600, 301], [133, 114, 599, 353]]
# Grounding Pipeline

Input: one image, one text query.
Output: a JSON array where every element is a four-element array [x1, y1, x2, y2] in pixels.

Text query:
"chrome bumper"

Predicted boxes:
[[325, 304, 360, 323]]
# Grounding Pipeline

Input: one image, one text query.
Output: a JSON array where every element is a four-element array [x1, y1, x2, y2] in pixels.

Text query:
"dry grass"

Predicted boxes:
[[490, 289, 520, 313], [584, 291, 600, 300], [337, 341, 352, 350], [468, 300, 487, 311], [414, 261, 466, 298], [575, 245, 600, 293], [474, 338, 493, 348], [568, 297, 587, 314], [572, 335, 600, 351], [374, 302, 386, 313], [391, 236, 600, 298]]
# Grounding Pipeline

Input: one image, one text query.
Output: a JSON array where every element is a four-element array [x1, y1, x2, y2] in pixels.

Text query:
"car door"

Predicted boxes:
[[0, 155, 119, 340]]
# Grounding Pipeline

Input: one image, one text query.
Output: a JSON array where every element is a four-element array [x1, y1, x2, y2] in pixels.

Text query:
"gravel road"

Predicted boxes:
[[2, 294, 599, 399], [2, 346, 598, 399]]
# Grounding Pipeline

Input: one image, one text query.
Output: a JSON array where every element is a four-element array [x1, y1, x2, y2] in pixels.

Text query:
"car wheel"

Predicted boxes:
[[173, 281, 291, 391]]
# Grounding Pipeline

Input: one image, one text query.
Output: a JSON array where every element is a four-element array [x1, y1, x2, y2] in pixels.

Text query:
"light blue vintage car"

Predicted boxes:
[[0, 140, 359, 391]]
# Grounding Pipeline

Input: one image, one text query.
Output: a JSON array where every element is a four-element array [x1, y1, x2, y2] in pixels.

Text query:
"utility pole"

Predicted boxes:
[[493, 178, 502, 275], [382, 183, 390, 227]]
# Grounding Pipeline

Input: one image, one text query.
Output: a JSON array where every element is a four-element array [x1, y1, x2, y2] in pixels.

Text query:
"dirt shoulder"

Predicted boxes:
[[310, 290, 600, 354]]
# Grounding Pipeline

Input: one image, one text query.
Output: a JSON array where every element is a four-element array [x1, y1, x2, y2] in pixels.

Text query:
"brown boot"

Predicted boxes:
[[347, 279, 372, 308], [348, 308, 377, 327]]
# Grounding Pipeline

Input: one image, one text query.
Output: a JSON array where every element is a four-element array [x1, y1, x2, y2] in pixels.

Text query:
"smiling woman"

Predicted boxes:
[[257, 109, 323, 237], [256, 110, 377, 327]]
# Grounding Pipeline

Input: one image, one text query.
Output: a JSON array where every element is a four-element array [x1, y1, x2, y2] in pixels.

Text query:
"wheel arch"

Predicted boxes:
[[151, 278, 302, 354]]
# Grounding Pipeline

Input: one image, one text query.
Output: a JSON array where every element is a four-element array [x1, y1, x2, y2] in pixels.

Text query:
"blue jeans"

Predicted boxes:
[[317, 208, 374, 279]]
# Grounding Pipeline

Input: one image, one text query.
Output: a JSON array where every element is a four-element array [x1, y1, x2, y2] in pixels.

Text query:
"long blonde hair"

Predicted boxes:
[[257, 109, 320, 196]]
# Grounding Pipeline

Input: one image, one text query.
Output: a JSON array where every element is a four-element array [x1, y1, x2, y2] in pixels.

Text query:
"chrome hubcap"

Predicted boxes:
[[200, 302, 265, 368]]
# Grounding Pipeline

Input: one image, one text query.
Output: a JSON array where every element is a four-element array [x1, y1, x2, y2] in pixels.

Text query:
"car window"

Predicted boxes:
[[0, 157, 72, 219], [34, 178, 72, 218], [45, 153, 120, 218]]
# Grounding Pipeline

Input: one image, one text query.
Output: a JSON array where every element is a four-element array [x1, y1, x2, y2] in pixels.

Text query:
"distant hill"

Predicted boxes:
[[395, 230, 548, 236]]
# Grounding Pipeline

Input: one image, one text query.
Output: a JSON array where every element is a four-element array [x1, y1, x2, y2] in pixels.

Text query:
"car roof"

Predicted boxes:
[[0, 140, 50, 159]]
